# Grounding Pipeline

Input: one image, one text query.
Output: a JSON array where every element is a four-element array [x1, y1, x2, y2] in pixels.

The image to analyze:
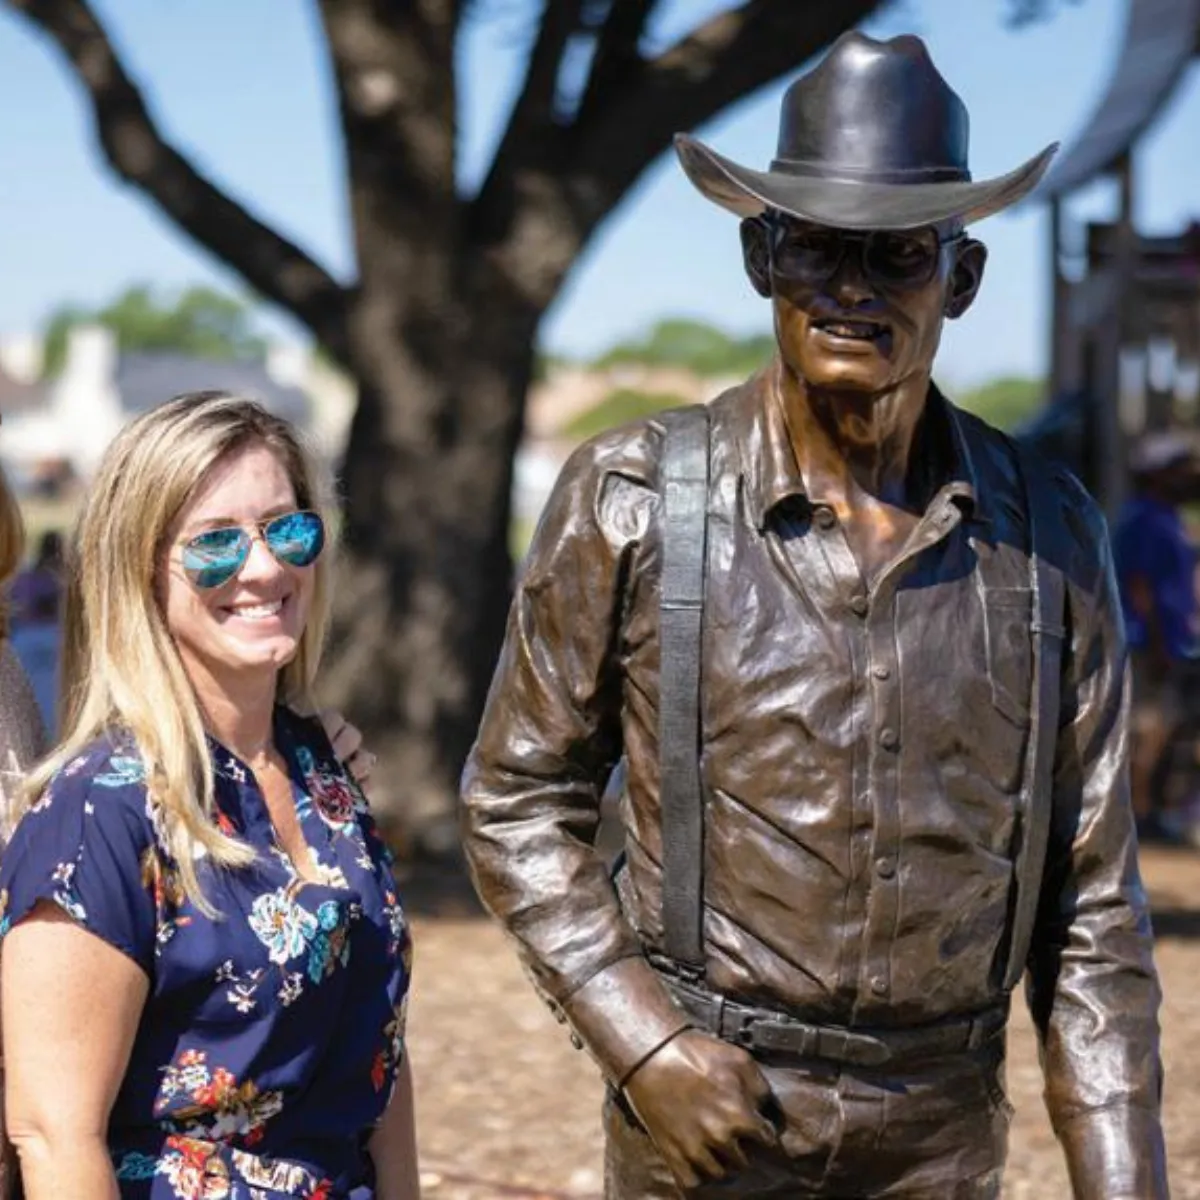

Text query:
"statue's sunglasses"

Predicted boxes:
[[764, 218, 966, 292], [179, 510, 326, 590]]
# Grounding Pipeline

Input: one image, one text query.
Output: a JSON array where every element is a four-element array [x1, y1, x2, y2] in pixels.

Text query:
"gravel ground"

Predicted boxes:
[[403, 844, 1200, 1199]]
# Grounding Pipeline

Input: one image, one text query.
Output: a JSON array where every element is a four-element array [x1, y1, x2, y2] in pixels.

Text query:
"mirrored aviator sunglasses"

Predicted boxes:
[[181, 510, 326, 590]]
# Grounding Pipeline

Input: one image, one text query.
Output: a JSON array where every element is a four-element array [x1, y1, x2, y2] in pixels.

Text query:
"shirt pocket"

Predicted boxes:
[[983, 587, 1033, 728]]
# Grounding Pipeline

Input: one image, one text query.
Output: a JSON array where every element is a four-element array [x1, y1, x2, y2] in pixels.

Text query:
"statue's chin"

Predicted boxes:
[[798, 368, 895, 399]]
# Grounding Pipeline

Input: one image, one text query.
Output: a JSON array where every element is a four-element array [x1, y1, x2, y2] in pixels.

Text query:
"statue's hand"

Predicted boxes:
[[622, 1028, 778, 1188]]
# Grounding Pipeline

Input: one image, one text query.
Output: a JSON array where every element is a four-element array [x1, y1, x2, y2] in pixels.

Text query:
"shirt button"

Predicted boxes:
[[849, 594, 869, 617], [813, 506, 837, 530], [870, 976, 890, 997], [872, 663, 890, 680], [879, 727, 899, 751], [875, 855, 896, 879]]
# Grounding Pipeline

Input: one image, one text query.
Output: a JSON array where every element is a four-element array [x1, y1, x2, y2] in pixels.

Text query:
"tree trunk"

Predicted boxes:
[[321, 294, 540, 855]]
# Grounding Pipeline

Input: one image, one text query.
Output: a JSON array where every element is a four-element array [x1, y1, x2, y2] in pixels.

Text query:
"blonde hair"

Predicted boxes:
[[22, 392, 335, 911], [0, 468, 27, 638]]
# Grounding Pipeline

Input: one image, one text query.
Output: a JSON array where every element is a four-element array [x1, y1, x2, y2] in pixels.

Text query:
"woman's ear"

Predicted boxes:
[[741, 219, 773, 299], [945, 238, 987, 320]]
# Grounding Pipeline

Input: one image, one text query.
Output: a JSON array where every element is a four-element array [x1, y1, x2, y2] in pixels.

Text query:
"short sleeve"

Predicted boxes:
[[0, 749, 157, 976]]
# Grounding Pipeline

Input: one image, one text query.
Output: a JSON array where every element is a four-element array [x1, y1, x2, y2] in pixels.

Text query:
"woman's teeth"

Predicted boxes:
[[230, 601, 283, 620]]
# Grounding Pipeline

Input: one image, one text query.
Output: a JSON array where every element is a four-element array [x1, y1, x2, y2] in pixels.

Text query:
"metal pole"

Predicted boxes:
[[1049, 197, 1065, 395], [1098, 152, 1135, 517]]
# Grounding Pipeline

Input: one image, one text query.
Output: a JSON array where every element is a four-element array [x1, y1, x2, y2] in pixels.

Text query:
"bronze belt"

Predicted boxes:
[[663, 973, 1006, 1068]]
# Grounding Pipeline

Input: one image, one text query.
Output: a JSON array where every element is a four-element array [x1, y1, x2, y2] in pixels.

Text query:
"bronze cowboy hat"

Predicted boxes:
[[675, 31, 1057, 231]]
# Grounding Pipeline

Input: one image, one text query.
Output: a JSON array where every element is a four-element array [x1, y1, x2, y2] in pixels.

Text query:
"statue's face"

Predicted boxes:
[[741, 215, 986, 395]]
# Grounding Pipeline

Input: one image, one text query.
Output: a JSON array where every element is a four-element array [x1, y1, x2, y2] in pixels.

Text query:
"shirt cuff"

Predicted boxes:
[[561, 956, 693, 1087], [1056, 1103, 1168, 1199]]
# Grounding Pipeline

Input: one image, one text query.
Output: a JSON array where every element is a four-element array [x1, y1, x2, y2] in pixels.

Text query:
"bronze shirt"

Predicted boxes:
[[461, 367, 1164, 1189]]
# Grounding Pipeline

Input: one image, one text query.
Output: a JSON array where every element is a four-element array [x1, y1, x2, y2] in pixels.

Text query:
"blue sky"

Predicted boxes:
[[1, 0, 1198, 390]]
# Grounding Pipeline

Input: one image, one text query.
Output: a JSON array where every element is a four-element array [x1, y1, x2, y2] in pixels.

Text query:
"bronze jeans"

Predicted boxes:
[[603, 1045, 1011, 1199]]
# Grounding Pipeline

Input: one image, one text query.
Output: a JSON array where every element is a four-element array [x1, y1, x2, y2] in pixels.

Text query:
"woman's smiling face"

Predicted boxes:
[[160, 440, 316, 693]]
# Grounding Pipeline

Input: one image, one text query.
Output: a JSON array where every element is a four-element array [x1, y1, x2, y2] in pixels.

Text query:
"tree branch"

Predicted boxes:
[[1003, 0, 1084, 29], [465, 0, 592, 253], [7, 0, 351, 360], [570, 0, 887, 226], [316, 0, 460, 302], [478, 0, 587, 195], [514, 0, 589, 130], [576, 0, 656, 122]]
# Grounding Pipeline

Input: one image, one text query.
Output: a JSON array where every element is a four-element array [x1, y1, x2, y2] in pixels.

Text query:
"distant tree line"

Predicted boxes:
[[592, 317, 776, 379], [41, 284, 267, 378]]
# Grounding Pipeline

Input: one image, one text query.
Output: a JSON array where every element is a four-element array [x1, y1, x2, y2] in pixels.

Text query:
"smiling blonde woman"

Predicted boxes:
[[0, 393, 418, 1200]]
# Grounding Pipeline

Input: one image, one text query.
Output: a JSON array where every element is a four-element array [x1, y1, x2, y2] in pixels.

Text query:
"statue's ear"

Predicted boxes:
[[945, 238, 987, 320], [741, 218, 772, 298]]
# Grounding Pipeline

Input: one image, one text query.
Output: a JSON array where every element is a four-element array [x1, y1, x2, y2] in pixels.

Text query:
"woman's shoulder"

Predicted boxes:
[[1, 731, 160, 971], [29, 732, 155, 835], [51, 732, 148, 793]]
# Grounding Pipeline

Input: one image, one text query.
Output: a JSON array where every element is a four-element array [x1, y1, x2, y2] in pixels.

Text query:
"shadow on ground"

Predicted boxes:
[[1145, 844, 1200, 940]]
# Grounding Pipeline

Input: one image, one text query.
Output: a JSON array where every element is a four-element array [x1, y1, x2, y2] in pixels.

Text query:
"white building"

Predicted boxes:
[[0, 325, 356, 487]]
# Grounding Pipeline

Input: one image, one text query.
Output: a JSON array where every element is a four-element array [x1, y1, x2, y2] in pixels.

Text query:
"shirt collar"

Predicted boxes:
[[737, 363, 982, 531]]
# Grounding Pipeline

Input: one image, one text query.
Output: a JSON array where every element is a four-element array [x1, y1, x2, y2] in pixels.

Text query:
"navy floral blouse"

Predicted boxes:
[[0, 707, 412, 1199]]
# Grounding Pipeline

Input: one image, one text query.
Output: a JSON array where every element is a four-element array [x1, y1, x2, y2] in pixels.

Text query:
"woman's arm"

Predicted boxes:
[[2, 902, 148, 1198], [367, 1057, 421, 1200]]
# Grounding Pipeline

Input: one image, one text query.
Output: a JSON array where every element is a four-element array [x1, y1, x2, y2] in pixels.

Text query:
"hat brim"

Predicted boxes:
[[675, 134, 1058, 230]]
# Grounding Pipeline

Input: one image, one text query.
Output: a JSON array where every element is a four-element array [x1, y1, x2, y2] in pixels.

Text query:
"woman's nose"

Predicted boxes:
[[237, 532, 285, 582]]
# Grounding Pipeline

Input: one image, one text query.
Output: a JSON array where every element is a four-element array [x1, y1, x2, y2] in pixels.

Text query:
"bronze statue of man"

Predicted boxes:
[[461, 31, 1166, 1199]]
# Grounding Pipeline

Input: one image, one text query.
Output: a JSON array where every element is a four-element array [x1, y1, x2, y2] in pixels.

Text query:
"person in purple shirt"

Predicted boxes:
[[1113, 430, 1200, 838]]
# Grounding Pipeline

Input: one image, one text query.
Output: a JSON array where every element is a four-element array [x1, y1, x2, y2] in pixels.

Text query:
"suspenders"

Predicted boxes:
[[656, 408, 1066, 991], [657, 406, 711, 975], [1003, 447, 1067, 989]]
